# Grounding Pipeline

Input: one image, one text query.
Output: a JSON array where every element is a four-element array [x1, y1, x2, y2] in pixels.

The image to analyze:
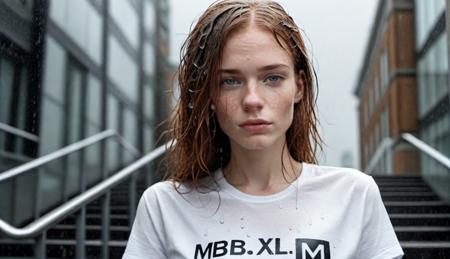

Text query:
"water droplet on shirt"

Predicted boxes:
[[219, 219, 224, 224], [279, 205, 283, 209], [203, 232, 208, 237], [240, 225, 245, 230], [240, 216, 244, 221], [246, 234, 251, 238], [320, 216, 325, 220], [289, 226, 293, 231]]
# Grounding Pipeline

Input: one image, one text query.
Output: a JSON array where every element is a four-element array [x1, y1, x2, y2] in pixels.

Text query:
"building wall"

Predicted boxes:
[[415, 0, 450, 200], [0, 0, 170, 226], [356, 0, 419, 175], [357, 0, 450, 179]]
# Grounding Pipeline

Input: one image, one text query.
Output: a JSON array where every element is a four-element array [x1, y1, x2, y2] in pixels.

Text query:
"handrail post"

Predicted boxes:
[[75, 208, 86, 259], [128, 174, 137, 226], [75, 148, 87, 259], [100, 192, 110, 259], [34, 232, 46, 259]]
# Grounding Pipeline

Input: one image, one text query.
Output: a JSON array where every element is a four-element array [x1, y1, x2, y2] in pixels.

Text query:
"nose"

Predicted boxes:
[[242, 80, 264, 112]]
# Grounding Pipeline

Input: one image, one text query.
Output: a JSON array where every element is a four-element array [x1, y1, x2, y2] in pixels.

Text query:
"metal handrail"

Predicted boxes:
[[401, 133, 450, 169], [0, 122, 39, 143], [365, 133, 450, 173], [0, 141, 172, 238], [0, 129, 140, 182]]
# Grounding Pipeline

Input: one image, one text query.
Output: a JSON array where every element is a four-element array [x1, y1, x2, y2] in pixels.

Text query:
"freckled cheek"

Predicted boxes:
[[267, 94, 296, 115], [217, 96, 240, 114], [216, 96, 239, 128]]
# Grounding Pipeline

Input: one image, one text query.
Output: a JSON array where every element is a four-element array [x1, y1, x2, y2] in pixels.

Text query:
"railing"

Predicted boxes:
[[365, 133, 450, 174], [0, 142, 168, 237], [0, 129, 163, 259], [0, 129, 138, 181], [0, 122, 39, 143]]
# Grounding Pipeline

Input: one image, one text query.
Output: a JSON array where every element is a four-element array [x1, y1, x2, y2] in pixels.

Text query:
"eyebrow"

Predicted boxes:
[[219, 63, 290, 74]]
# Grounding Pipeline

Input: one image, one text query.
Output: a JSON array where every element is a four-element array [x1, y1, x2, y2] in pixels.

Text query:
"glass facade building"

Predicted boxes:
[[415, 0, 450, 198], [0, 0, 170, 227]]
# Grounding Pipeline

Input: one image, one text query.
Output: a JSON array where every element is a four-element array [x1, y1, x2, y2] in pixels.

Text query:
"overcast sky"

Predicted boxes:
[[168, 0, 378, 169]]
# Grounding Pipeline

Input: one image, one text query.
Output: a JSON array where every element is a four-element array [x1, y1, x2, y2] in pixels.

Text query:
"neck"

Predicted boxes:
[[223, 140, 302, 195]]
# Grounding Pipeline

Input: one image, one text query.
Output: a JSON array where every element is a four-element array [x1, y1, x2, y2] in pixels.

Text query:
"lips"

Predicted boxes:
[[239, 119, 271, 133]]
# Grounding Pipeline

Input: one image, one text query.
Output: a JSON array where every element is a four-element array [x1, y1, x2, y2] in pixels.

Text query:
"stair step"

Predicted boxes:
[[86, 206, 128, 215], [47, 225, 130, 240], [373, 176, 422, 180], [395, 226, 450, 231], [401, 241, 450, 248], [379, 186, 431, 192], [376, 182, 429, 187], [382, 192, 437, 196], [381, 192, 439, 201], [395, 226, 450, 241], [401, 241, 450, 259], [0, 239, 127, 259], [390, 213, 450, 219], [375, 179, 425, 183], [0, 238, 127, 246], [389, 213, 450, 226], [60, 214, 129, 226], [385, 201, 450, 213]]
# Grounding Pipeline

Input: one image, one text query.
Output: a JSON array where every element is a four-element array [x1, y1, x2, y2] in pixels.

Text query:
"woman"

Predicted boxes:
[[123, 0, 404, 258]]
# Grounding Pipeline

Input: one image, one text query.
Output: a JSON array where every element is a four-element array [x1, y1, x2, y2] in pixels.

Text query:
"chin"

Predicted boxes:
[[236, 136, 278, 151]]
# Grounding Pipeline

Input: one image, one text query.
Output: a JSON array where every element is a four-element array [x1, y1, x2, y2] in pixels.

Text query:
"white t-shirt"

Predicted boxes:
[[123, 162, 404, 259]]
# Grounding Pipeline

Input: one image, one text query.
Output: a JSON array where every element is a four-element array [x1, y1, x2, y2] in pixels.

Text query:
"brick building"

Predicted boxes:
[[354, 0, 420, 175]]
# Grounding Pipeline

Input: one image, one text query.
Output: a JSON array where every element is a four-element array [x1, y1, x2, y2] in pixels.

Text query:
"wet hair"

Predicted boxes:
[[163, 0, 323, 189]]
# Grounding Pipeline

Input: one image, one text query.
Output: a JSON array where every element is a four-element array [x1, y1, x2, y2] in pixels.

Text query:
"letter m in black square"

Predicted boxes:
[[295, 239, 330, 259]]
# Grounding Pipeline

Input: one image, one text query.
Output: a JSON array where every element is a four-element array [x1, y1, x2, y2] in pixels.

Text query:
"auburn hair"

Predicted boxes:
[[163, 0, 323, 189]]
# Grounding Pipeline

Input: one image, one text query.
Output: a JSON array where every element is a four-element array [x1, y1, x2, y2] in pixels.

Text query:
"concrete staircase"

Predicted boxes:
[[0, 180, 147, 259], [374, 175, 450, 259], [1, 175, 449, 258]]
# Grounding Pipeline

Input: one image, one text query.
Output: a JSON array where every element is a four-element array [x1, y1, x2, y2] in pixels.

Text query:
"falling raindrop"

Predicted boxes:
[[188, 102, 194, 109]]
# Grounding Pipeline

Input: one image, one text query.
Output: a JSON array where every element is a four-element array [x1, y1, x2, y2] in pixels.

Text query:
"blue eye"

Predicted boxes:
[[221, 78, 241, 88], [264, 75, 283, 85]]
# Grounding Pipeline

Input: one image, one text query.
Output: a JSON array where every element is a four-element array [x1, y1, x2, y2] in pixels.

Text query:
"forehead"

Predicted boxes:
[[220, 25, 294, 69]]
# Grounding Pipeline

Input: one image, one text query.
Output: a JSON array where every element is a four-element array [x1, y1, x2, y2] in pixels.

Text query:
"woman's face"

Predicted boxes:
[[214, 25, 303, 152]]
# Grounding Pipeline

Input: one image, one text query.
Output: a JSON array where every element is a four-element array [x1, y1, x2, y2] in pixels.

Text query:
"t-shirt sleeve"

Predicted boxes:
[[122, 187, 167, 259], [356, 177, 404, 259]]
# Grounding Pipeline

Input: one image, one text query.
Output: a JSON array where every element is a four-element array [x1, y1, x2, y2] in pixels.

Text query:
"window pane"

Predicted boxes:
[[14, 68, 29, 153], [144, 1, 156, 33], [109, 0, 139, 48], [42, 36, 66, 103], [0, 58, 14, 125], [108, 36, 138, 102], [49, 0, 102, 64], [87, 74, 101, 126]]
